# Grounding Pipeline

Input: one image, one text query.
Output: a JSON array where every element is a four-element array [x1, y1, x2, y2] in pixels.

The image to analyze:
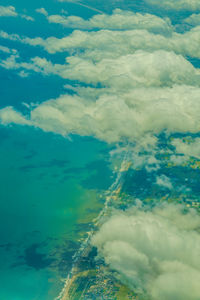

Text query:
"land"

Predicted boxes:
[[56, 138, 200, 300]]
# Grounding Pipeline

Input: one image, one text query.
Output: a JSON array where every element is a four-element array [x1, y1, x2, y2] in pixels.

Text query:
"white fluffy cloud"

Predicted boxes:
[[0, 6, 33, 21], [47, 9, 173, 34], [0, 5, 17, 17], [1, 50, 200, 88], [21, 14, 34, 22], [171, 137, 200, 160], [58, 51, 200, 87], [144, 0, 200, 11], [1, 9, 200, 146], [2, 24, 200, 61], [36, 7, 48, 16], [24, 26, 200, 60], [184, 13, 200, 26], [0, 45, 12, 54], [92, 204, 200, 300], [1, 85, 200, 143], [156, 175, 173, 189], [0, 106, 30, 125]]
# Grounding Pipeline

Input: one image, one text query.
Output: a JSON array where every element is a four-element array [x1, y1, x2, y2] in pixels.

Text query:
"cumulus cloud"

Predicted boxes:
[[36, 7, 48, 16], [20, 51, 196, 88], [21, 14, 34, 22], [57, 51, 200, 87], [1, 9, 200, 147], [47, 9, 173, 34], [1, 85, 200, 143], [171, 137, 200, 160], [184, 13, 200, 26], [169, 154, 188, 166], [0, 5, 17, 17], [0, 45, 12, 54], [3, 25, 200, 61], [0, 21, 200, 61], [92, 203, 200, 300], [18, 70, 29, 78], [144, 0, 200, 11], [0, 54, 69, 78], [0, 6, 33, 21], [126, 151, 160, 172], [1, 50, 200, 88], [0, 107, 30, 125], [156, 175, 173, 190], [0, 54, 44, 72], [1, 49, 200, 144]]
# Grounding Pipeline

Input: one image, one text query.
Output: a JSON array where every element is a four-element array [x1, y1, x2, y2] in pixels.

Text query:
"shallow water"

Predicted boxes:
[[0, 127, 113, 299]]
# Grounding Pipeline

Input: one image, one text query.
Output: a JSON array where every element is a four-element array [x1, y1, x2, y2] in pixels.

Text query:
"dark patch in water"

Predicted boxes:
[[81, 160, 113, 190], [40, 159, 69, 168], [31, 230, 41, 235], [0, 127, 10, 144], [63, 167, 84, 175], [19, 164, 36, 172], [74, 222, 94, 233], [24, 151, 37, 160], [24, 243, 54, 270], [86, 207, 101, 214], [0, 243, 13, 251], [19, 159, 69, 172]]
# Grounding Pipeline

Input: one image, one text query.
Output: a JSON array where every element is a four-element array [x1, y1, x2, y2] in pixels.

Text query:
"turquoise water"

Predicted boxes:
[[0, 126, 112, 299], [0, 1, 114, 298]]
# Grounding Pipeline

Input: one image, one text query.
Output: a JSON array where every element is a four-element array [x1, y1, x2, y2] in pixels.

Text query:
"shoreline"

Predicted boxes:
[[54, 153, 130, 300]]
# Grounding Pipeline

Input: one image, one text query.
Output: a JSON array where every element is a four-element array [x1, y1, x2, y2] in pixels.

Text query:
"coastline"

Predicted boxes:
[[54, 153, 130, 300]]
